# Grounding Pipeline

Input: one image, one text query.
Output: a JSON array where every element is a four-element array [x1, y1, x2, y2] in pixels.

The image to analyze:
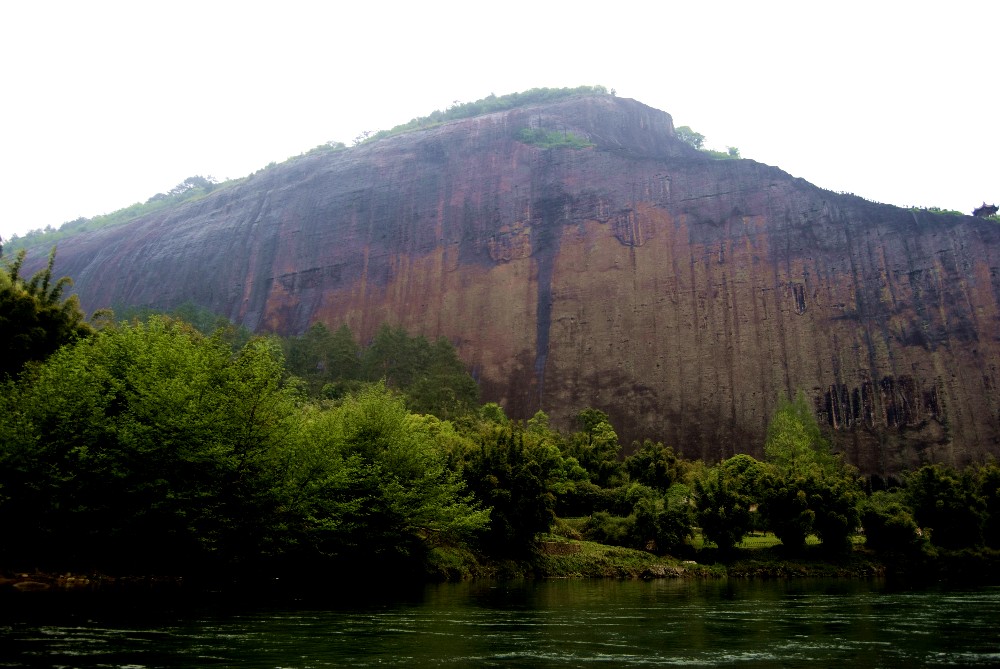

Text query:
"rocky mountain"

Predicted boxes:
[[22, 93, 1000, 475]]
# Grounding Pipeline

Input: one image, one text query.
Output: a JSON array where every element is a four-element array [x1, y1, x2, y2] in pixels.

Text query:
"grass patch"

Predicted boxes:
[[735, 533, 822, 549], [535, 537, 721, 579]]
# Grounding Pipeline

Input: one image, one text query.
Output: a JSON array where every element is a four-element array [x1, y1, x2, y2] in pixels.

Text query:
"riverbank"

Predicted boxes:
[[5, 542, 999, 593], [0, 571, 186, 593], [420, 537, 885, 581], [533, 539, 885, 579]]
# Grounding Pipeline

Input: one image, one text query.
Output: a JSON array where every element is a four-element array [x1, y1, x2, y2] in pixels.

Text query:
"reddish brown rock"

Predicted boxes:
[[25, 94, 1000, 475]]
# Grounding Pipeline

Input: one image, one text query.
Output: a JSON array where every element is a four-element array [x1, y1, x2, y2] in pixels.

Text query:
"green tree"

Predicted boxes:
[[360, 324, 478, 418], [286, 383, 489, 569], [405, 336, 480, 419], [658, 483, 696, 554], [675, 125, 705, 149], [112, 300, 251, 350], [764, 392, 839, 475], [0, 317, 299, 572], [285, 321, 336, 392], [906, 463, 985, 549], [563, 409, 624, 487], [760, 392, 861, 552], [860, 490, 927, 557], [0, 247, 93, 379], [625, 439, 689, 491], [627, 483, 695, 554], [694, 455, 767, 552], [463, 425, 562, 556], [760, 468, 861, 553], [327, 324, 362, 382], [284, 322, 363, 398]]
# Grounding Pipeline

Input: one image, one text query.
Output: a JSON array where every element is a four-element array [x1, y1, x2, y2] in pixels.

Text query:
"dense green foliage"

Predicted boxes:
[[2, 276, 999, 580], [861, 491, 927, 556], [624, 439, 689, 491], [0, 319, 296, 572], [115, 300, 252, 349], [283, 323, 479, 419], [0, 248, 94, 379], [288, 384, 489, 569], [0, 319, 489, 575], [463, 425, 560, 557], [905, 463, 986, 549], [562, 409, 624, 487], [759, 394, 861, 553], [694, 455, 764, 552]]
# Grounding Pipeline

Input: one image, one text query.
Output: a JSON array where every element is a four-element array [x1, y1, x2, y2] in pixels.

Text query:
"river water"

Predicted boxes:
[[2, 579, 999, 667]]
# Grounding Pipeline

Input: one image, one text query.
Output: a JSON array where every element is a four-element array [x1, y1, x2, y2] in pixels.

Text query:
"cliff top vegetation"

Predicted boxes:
[[3, 87, 610, 254], [353, 85, 610, 145]]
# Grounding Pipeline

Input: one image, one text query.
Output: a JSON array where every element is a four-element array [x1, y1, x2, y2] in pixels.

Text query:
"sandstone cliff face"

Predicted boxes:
[[32, 95, 1000, 474]]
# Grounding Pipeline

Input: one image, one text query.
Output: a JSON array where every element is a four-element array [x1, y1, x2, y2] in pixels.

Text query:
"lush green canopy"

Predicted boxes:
[[0, 248, 93, 379]]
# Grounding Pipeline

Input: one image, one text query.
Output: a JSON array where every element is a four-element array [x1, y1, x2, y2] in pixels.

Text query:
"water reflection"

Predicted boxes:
[[2, 579, 999, 667]]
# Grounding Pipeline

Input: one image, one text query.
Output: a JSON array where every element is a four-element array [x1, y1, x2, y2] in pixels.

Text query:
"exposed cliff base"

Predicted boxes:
[[26, 94, 1000, 475]]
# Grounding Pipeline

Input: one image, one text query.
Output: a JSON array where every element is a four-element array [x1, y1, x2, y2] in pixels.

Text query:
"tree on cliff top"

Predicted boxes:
[[675, 125, 705, 149]]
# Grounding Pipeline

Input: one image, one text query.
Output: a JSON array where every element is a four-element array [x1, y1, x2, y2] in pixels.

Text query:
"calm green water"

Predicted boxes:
[[2, 579, 999, 667]]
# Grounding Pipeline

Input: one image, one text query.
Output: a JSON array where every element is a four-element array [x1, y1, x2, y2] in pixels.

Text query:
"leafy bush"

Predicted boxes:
[[860, 491, 927, 556], [624, 440, 689, 491], [0, 318, 298, 572], [0, 247, 94, 379], [462, 426, 561, 556], [906, 463, 986, 549], [584, 511, 636, 547]]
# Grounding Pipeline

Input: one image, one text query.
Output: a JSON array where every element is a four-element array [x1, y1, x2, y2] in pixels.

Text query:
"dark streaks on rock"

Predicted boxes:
[[22, 94, 1000, 475]]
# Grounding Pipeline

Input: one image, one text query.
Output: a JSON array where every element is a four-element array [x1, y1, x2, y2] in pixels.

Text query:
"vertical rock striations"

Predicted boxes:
[[32, 94, 1000, 475]]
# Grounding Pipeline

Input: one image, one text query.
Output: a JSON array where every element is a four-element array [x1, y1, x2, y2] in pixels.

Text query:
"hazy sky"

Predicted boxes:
[[1, 1, 996, 243]]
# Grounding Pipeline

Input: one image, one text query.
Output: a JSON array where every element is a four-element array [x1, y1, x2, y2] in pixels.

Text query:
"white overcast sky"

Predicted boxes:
[[1, 1, 996, 242]]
